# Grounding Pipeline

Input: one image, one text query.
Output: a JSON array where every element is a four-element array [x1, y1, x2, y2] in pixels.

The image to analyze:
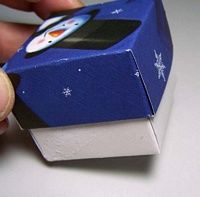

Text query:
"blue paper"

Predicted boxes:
[[4, 0, 173, 129]]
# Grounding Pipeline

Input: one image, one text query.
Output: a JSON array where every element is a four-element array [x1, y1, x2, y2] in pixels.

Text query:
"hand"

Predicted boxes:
[[0, 0, 84, 135]]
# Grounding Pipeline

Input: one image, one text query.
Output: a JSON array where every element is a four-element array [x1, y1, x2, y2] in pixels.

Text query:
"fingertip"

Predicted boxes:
[[33, 0, 84, 19], [0, 69, 15, 122]]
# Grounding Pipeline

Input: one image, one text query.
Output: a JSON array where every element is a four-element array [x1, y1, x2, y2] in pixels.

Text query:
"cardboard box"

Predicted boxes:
[[4, 0, 173, 161], [30, 73, 175, 161]]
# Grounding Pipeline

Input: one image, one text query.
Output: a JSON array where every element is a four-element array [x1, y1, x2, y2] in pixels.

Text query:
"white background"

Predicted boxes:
[[0, 0, 200, 196]]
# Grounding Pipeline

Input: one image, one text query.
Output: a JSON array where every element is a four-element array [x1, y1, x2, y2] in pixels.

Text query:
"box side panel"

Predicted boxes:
[[30, 119, 159, 162], [132, 0, 173, 113], [7, 52, 152, 129]]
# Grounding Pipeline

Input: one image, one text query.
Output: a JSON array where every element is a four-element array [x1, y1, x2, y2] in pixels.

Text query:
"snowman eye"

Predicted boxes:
[[48, 41, 52, 43], [75, 23, 79, 25]]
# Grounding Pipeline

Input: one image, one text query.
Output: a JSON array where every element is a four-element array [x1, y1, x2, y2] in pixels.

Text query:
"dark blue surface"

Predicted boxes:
[[4, 0, 173, 129]]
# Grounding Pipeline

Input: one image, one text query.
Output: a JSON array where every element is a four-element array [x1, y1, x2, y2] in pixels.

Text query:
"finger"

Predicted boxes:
[[0, 0, 84, 19], [0, 69, 15, 122], [33, 0, 84, 19], [0, 22, 36, 62], [26, 0, 40, 2], [0, 0, 32, 11], [0, 0, 41, 11], [0, 118, 8, 135]]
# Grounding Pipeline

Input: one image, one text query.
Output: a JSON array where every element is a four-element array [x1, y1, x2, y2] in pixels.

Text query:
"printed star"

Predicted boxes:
[[134, 71, 140, 77], [111, 9, 123, 15], [154, 50, 166, 82]]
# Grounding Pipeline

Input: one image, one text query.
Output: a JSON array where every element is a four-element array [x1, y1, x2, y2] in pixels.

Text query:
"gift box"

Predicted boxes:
[[4, 0, 173, 161]]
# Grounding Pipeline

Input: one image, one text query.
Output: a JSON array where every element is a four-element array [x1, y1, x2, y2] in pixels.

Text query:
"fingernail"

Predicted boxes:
[[68, 0, 84, 7], [75, 0, 84, 5], [0, 69, 15, 121], [0, 119, 8, 135]]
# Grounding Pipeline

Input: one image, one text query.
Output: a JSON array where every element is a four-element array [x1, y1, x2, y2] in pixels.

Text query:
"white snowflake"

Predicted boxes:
[[154, 50, 166, 82], [62, 87, 72, 97], [111, 9, 123, 15]]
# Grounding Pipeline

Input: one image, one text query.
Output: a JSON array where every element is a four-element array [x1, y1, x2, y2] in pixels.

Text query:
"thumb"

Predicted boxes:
[[0, 69, 15, 121]]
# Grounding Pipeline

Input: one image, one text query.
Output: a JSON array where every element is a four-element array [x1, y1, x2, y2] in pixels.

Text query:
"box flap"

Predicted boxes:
[[131, 0, 173, 113]]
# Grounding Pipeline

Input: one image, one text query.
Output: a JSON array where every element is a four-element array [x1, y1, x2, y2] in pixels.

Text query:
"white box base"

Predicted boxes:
[[30, 74, 176, 162]]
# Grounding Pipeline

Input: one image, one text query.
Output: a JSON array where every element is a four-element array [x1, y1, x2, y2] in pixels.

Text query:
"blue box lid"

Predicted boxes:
[[4, 0, 173, 129]]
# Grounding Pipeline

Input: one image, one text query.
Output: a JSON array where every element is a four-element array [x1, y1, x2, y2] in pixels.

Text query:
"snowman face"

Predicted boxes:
[[26, 14, 91, 54]]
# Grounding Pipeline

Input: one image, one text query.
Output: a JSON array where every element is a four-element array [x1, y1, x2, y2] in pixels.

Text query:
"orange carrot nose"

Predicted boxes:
[[49, 29, 66, 37]]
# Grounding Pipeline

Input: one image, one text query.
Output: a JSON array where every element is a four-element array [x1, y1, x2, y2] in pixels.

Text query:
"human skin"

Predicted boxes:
[[0, 0, 84, 134]]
